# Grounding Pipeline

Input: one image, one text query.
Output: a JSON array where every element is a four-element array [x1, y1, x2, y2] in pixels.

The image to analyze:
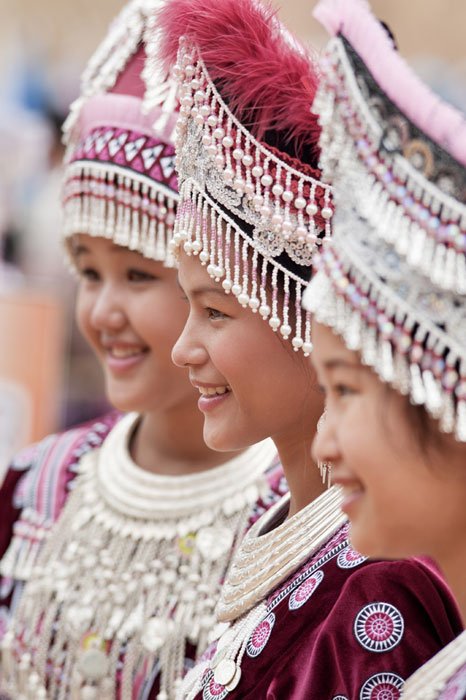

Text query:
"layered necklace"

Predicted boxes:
[[0, 413, 277, 700], [402, 630, 466, 699], [180, 486, 346, 699]]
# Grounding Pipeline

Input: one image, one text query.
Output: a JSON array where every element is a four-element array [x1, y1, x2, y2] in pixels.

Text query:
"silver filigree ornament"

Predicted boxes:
[[167, 37, 334, 355]]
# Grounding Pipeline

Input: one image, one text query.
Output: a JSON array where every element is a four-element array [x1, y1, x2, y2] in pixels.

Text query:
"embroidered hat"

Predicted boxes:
[[156, 0, 333, 354], [303, 0, 466, 439], [62, 0, 179, 265]]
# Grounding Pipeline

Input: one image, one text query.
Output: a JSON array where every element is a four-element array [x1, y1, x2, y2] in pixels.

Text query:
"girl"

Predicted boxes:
[[305, 1, 466, 697], [0, 2, 282, 699], [157, 0, 463, 696]]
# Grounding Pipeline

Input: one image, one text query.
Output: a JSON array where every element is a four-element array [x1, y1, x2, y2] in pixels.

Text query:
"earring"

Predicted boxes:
[[316, 411, 332, 488]]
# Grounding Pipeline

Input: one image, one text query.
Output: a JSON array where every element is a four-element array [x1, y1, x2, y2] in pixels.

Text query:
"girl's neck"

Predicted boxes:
[[130, 403, 241, 476], [274, 427, 326, 519]]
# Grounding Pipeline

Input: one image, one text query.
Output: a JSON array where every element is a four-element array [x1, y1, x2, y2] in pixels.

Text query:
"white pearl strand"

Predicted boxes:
[[179, 487, 346, 700], [402, 630, 466, 699], [0, 413, 277, 700]]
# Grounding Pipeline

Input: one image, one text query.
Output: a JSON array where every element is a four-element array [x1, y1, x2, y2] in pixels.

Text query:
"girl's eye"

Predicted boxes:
[[333, 383, 355, 398], [78, 267, 100, 282], [127, 269, 158, 282], [207, 307, 227, 320]]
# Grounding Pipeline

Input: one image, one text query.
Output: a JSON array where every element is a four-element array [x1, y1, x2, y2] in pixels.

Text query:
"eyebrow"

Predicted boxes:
[[324, 358, 364, 371], [71, 243, 126, 257], [177, 282, 228, 298]]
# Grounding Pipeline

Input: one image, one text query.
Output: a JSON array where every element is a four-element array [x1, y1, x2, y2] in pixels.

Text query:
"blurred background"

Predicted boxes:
[[0, 0, 465, 475]]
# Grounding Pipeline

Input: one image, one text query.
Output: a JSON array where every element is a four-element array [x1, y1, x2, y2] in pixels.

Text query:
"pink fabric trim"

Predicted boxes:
[[78, 93, 177, 145], [314, 0, 466, 165]]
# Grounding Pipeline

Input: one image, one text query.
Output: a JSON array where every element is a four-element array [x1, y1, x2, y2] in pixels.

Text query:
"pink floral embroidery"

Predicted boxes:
[[246, 612, 276, 658], [354, 603, 404, 652], [337, 545, 367, 569], [359, 672, 404, 700], [289, 570, 324, 611]]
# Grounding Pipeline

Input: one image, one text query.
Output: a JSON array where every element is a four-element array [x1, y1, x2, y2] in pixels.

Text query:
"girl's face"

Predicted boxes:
[[311, 320, 466, 560], [173, 251, 322, 452], [74, 234, 196, 414]]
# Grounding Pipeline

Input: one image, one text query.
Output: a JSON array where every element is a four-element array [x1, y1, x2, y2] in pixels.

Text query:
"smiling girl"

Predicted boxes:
[[0, 2, 282, 699], [156, 0, 463, 697], [304, 0, 466, 697]]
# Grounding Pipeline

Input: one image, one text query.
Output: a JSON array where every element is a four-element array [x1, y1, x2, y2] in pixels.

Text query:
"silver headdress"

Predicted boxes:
[[303, 0, 466, 439], [156, 0, 333, 354], [62, 0, 179, 265]]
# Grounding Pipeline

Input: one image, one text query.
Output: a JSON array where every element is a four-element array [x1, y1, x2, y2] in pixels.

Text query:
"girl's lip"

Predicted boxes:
[[198, 391, 232, 413], [340, 487, 364, 514], [105, 349, 147, 374]]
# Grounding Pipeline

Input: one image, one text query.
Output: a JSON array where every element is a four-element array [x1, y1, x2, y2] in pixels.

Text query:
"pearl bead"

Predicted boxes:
[[292, 337, 304, 350], [232, 148, 244, 160], [207, 264, 216, 276], [260, 174, 273, 187], [190, 78, 201, 89], [223, 168, 234, 182], [272, 184, 284, 196], [181, 95, 193, 107], [184, 64, 195, 77], [222, 136, 234, 148], [200, 105, 210, 117], [242, 154, 254, 167], [294, 196, 306, 209], [191, 241, 202, 253], [259, 304, 270, 318], [206, 144, 217, 157], [213, 127, 225, 140], [194, 90, 205, 102], [282, 190, 294, 203], [215, 266, 225, 279], [215, 154, 224, 168], [244, 183, 255, 196], [271, 213, 283, 227], [234, 177, 245, 191], [207, 115, 217, 127], [260, 205, 272, 217], [252, 165, 263, 178], [238, 293, 249, 307], [303, 341, 314, 355], [296, 225, 308, 238], [194, 113, 205, 126], [269, 316, 281, 331], [253, 195, 263, 209], [282, 220, 293, 233], [199, 251, 209, 264], [280, 324, 292, 338], [249, 298, 260, 311], [231, 283, 242, 296], [183, 242, 193, 254], [81, 686, 98, 700], [172, 232, 182, 246], [321, 206, 333, 219], [222, 279, 232, 293]]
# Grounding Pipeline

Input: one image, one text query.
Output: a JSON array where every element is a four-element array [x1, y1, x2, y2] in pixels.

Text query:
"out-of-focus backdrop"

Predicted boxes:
[[0, 0, 465, 475]]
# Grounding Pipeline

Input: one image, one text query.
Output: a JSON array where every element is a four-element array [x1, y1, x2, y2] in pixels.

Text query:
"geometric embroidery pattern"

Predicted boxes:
[[288, 570, 324, 611], [202, 672, 229, 700], [359, 672, 404, 700], [246, 612, 276, 658], [354, 603, 404, 653], [337, 546, 367, 569]]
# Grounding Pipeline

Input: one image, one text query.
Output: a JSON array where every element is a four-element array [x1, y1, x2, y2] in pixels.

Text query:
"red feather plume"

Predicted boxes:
[[157, 0, 321, 164]]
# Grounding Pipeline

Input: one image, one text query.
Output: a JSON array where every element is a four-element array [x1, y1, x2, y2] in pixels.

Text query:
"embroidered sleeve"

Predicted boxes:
[[285, 558, 463, 700]]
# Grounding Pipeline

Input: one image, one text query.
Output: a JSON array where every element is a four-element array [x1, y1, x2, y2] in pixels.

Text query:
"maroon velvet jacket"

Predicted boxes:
[[186, 523, 463, 700]]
